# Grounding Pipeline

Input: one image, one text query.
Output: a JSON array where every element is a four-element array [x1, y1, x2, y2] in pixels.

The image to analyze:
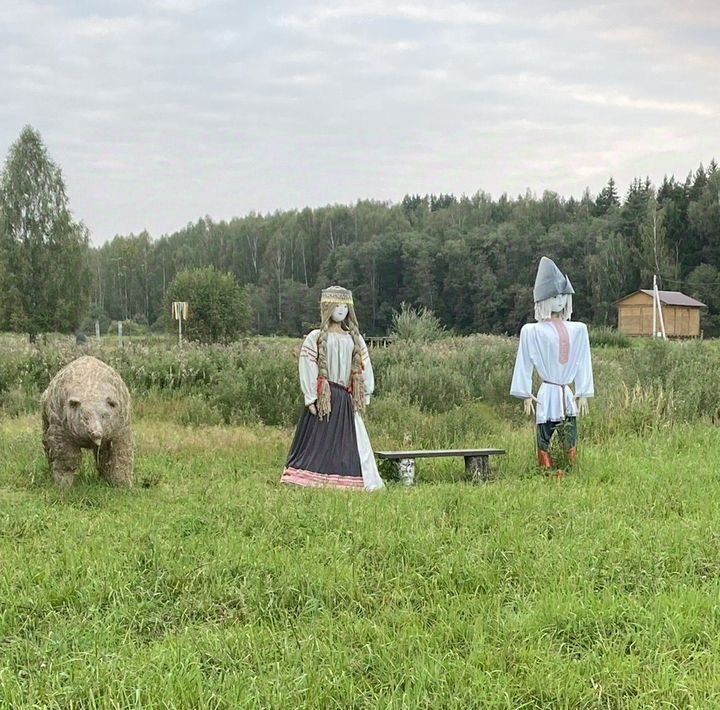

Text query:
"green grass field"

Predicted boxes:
[[3, 398, 720, 708], [3, 334, 720, 707]]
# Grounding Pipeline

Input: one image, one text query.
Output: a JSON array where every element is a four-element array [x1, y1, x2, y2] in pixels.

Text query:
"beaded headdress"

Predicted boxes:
[[320, 286, 353, 306]]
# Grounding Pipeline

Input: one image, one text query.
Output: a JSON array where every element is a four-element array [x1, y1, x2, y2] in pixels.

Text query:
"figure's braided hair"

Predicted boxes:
[[316, 302, 366, 419]]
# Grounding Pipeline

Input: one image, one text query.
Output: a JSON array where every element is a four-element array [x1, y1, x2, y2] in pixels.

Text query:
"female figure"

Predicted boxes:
[[510, 257, 594, 474], [280, 286, 385, 491]]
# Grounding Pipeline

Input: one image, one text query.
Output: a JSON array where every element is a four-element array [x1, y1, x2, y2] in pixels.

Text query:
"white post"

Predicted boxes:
[[95, 319, 101, 343], [652, 275, 657, 338], [118, 321, 123, 348], [654, 279, 667, 340], [178, 311, 183, 346]]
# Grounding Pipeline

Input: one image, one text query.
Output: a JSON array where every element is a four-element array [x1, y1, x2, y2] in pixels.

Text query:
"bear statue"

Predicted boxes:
[[41, 356, 134, 488]]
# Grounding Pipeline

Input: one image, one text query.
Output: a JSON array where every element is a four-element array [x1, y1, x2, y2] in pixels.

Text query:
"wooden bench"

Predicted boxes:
[[375, 448, 505, 485]]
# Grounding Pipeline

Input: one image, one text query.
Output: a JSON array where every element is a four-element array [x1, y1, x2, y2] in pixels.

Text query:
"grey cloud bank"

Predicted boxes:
[[1, 0, 718, 243]]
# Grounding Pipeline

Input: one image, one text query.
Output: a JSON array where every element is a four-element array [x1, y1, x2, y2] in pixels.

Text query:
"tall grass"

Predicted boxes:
[[3, 415, 720, 706], [589, 326, 632, 348], [2, 332, 720, 433]]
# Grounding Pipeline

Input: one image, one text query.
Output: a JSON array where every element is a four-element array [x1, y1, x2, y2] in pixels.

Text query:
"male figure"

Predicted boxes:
[[510, 257, 594, 474]]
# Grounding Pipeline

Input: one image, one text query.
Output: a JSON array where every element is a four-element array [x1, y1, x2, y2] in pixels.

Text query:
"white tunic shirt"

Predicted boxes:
[[510, 319, 594, 424], [299, 329, 383, 491]]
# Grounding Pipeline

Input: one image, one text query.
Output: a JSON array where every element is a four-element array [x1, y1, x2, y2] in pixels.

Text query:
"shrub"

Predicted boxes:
[[589, 326, 632, 348], [209, 347, 300, 426], [164, 267, 249, 344], [0, 385, 38, 417], [391, 303, 447, 343], [374, 335, 516, 413], [150, 317, 166, 334], [79, 304, 111, 336], [108, 320, 150, 337]]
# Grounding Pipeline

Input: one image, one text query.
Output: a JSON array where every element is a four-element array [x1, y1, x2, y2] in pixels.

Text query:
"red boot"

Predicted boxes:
[[538, 450, 554, 470], [538, 450, 563, 479]]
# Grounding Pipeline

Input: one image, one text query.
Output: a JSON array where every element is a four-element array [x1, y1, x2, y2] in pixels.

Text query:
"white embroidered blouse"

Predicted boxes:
[[299, 330, 374, 407]]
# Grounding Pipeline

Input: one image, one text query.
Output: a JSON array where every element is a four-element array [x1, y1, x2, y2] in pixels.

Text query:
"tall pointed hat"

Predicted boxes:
[[533, 257, 574, 303]]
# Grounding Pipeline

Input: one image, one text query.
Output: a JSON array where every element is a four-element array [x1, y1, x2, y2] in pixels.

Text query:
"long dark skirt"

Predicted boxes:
[[281, 382, 364, 489]]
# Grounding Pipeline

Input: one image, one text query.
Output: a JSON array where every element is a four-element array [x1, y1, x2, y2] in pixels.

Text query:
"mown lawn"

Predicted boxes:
[[1, 414, 720, 708]]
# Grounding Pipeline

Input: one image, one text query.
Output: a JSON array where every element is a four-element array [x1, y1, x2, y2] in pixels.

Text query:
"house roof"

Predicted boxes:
[[616, 290, 706, 308]]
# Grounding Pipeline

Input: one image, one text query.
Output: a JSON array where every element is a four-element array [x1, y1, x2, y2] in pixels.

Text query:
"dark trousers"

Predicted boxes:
[[537, 417, 577, 452]]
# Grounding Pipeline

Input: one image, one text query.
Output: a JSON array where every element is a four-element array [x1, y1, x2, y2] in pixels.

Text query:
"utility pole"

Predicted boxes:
[[653, 275, 666, 340], [652, 275, 657, 337]]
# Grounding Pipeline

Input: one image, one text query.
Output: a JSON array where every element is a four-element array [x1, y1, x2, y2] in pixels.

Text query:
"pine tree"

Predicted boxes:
[[690, 163, 708, 200], [594, 177, 620, 215], [0, 126, 90, 338]]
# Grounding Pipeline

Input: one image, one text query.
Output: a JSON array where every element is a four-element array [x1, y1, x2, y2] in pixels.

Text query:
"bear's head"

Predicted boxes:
[[65, 384, 123, 446]]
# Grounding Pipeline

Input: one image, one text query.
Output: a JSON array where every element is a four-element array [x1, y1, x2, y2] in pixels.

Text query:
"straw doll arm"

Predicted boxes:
[[574, 324, 594, 415], [359, 335, 374, 405], [510, 325, 536, 415], [299, 330, 320, 408]]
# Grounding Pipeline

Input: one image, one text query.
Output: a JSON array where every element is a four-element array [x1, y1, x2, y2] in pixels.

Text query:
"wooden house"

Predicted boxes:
[[615, 290, 706, 338]]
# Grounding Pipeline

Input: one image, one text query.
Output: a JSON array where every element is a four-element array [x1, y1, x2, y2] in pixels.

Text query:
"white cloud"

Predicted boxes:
[[71, 16, 148, 38], [537, 6, 602, 30], [569, 88, 717, 117], [273, 73, 328, 87], [280, 1, 504, 29], [474, 72, 718, 118], [419, 68, 449, 82], [145, 0, 216, 13], [0, 0, 717, 242]]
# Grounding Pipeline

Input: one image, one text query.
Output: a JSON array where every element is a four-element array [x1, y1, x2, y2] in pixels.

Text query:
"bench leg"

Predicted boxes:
[[465, 455, 491, 483], [397, 458, 416, 486]]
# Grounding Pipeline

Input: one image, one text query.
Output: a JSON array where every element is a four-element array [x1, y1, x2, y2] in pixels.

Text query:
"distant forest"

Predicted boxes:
[[92, 160, 720, 336]]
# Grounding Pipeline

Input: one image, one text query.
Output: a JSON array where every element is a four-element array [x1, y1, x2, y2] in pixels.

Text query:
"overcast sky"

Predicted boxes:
[[1, 0, 718, 243]]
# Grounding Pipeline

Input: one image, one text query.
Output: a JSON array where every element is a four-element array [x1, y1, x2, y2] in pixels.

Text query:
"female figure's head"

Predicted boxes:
[[316, 286, 365, 418], [330, 304, 349, 323]]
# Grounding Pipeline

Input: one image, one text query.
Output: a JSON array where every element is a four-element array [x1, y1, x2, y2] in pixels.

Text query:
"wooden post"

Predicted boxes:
[[465, 455, 492, 483]]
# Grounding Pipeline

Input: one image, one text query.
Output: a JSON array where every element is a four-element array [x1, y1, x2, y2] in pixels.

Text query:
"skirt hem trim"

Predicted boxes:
[[280, 467, 365, 489]]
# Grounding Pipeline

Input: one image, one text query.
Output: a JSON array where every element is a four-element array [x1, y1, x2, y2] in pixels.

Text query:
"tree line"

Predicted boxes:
[[2, 126, 720, 338]]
